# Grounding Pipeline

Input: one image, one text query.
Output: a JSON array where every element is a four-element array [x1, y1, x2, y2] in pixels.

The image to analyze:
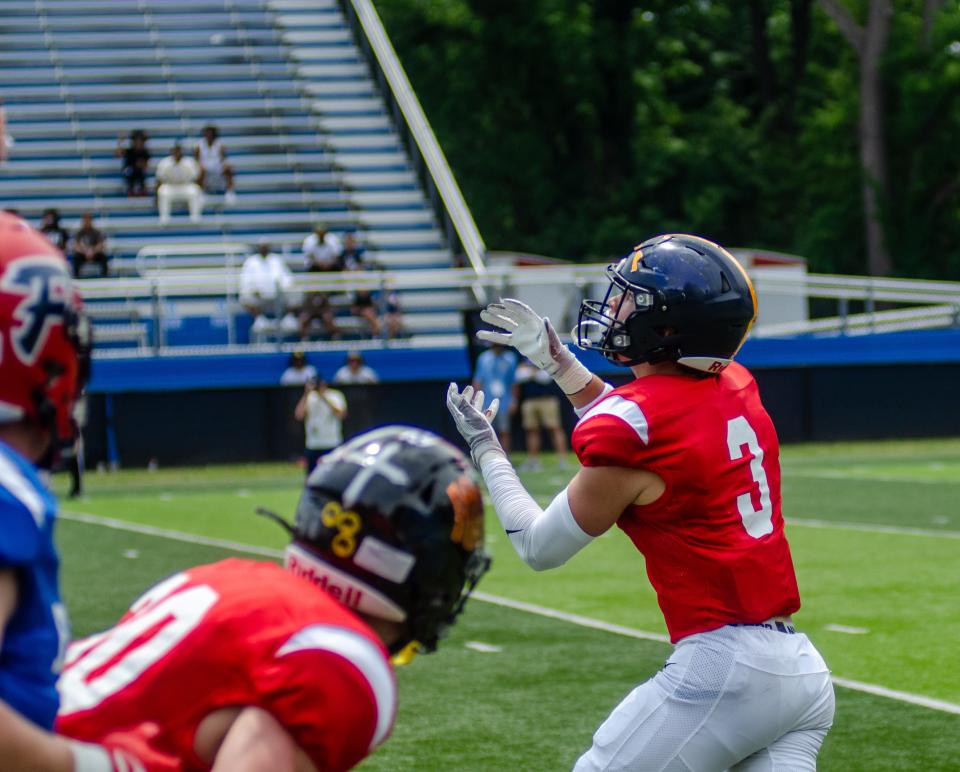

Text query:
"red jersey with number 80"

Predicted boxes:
[[572, 363, 800, 643], [56, 559, 396, 772]]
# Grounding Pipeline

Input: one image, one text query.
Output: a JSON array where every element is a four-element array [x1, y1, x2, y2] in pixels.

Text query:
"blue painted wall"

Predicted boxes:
[[87, 328, 960, 394]]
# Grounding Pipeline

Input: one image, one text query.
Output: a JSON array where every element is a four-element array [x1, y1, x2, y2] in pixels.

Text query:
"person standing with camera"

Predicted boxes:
[[294, 376, 347, 476]]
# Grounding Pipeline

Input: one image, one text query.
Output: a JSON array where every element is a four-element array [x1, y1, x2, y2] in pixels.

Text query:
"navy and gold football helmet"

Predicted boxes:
[[264, 426, 489, 659], [574, 234, 757, 373]]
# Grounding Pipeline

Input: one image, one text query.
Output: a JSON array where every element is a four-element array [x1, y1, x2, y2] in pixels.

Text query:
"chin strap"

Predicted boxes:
[[390, 640, 421, 667]]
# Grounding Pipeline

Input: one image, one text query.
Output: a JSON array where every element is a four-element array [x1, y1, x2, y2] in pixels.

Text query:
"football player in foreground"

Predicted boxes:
[[0, 211, 157, 770], [448, 234, 834, 771], [57, 426, 490, 772]]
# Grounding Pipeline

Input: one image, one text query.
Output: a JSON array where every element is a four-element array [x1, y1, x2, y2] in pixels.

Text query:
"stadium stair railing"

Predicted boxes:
[[1, 0, 474, 337]]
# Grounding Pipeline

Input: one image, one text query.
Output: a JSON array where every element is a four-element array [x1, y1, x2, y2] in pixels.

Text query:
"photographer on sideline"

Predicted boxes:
[[294, 376, 347, 476]]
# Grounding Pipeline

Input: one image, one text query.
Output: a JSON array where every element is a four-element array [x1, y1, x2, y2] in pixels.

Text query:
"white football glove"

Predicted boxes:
[[477, 298, 592, 395], [446, 383, 503, 466]]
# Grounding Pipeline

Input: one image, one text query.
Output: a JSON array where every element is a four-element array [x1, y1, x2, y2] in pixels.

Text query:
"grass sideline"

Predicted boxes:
[[53, 437, 960, 770]]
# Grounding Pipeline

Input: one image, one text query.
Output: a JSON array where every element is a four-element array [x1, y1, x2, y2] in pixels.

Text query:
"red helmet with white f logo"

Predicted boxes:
[[0, 212, 91, 451]]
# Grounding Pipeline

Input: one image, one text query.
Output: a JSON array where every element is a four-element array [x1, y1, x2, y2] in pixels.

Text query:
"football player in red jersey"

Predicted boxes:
[[56, 426, 489, 772], [0, 210, 169, 772], [448, 234, 834, 771]]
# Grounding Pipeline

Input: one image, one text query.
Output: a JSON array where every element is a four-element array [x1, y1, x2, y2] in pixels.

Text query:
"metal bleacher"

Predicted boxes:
[[0, 0, 470, 349]]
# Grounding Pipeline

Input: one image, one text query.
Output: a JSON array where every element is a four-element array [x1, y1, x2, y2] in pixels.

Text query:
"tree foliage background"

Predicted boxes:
[[374, 0, 960, 277]]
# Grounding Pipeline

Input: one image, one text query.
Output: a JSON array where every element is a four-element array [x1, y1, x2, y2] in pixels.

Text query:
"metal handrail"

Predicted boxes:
[[340, 0, 487, 278]]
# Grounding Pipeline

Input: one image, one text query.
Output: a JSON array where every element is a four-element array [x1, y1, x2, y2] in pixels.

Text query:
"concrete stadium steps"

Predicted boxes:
[[10, 134, 333, 158], [4, 98, 313, 120], [7, 115, 322, 140], [2, 191, 354, 220], [0, 0, 464, 345], [0, 31, 284, 50], [2, 153, 337, 177], [0, 171, 346, 198], [0, 63, 300, 85], [4, 81, 305, 103], [0, 46, 291, 67]]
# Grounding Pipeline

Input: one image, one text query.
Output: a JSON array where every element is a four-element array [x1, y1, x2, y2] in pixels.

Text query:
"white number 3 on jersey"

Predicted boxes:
[[726, 416, 774, 538]]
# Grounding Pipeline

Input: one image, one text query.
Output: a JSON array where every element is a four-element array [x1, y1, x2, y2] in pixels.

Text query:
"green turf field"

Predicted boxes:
[[52, 437, 960, 771]]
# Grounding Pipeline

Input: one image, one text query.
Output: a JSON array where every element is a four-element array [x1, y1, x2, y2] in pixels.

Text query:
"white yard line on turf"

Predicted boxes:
[[60, 511, 284, 558], [789, 518, 960, 540], [786, 470, 960, 485], [471, 591, 671, 643], [832, 678, 960, 716], [61, 509, 960, 717]]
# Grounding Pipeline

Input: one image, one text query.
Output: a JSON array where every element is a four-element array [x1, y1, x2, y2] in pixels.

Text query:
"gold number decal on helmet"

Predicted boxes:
[[321, 502, 362, 558]]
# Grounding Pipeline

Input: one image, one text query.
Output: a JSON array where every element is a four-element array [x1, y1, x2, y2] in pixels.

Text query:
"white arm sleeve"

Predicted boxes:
[[475, 451, 593, 571], [573, 382, 614, 419]]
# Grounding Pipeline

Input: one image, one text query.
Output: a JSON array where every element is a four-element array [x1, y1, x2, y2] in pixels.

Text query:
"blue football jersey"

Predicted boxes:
[[0, 440, 69, 729]]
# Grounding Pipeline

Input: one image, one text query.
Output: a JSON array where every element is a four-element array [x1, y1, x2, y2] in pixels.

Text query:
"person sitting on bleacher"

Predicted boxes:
[[298, 224, 345, 342], [0, 98, 13, 167], [195, 124, 237, 206], [240, 239, 299, 339], [301, 224, 343, 271], [39, 208, 70, 252], [70, 212, 109, 278], [156, 142, 204, 225], [116, 129, 150, 197]]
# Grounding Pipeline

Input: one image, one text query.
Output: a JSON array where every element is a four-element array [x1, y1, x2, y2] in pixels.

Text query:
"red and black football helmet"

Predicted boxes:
[[0, 212, 91, 454], [267, 426, 490, 658], [574, 234, 757, 373]]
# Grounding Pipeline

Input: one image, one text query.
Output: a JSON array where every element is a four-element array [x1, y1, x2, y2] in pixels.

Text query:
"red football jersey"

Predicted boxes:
[[572, 363, 800, 642], [56, 559, 396, 772]]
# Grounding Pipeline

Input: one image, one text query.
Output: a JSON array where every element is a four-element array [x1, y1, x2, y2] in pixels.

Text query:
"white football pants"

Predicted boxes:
[[574, 625, 835, 772], [157, 183, 204, 223]]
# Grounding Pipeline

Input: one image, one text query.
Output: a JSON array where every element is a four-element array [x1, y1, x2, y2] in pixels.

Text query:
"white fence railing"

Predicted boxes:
[[77, 263, 960, 356]]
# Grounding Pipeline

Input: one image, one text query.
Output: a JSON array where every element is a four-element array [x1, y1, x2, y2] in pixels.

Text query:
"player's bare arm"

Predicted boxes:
[[566, 464, 664, 537], [0, 569, 18, 650], [0, 577, 73, 771], [204, 707, 318, 772]]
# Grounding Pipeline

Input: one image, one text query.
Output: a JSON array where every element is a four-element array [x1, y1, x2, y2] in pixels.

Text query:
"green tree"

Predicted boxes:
[[374, 0, 960, 278]]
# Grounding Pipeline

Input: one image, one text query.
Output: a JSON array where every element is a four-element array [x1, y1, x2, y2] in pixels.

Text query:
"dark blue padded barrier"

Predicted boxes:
[[737, 328, 960, 368], [87, 328, 960, 394], [89, 346, 475, 392]]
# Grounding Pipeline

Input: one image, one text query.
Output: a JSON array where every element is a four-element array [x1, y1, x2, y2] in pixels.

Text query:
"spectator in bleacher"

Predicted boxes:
[[333, 350, 379, 385], [39, 208, 69, 252], [70, 212, 109, 278], [384, 279, 405, 339], [116, 129, 150, 197], [302, 224, 343, 271], [195, 124, 237, 206], [156, 142, 204, 225], [240, 240, 299, 338], [339, 231, 366, 271], [0, 98, 13, 166], [280, 350, 318, 386], [350, 289, 381, 339], [298, 291, 341, 342]]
